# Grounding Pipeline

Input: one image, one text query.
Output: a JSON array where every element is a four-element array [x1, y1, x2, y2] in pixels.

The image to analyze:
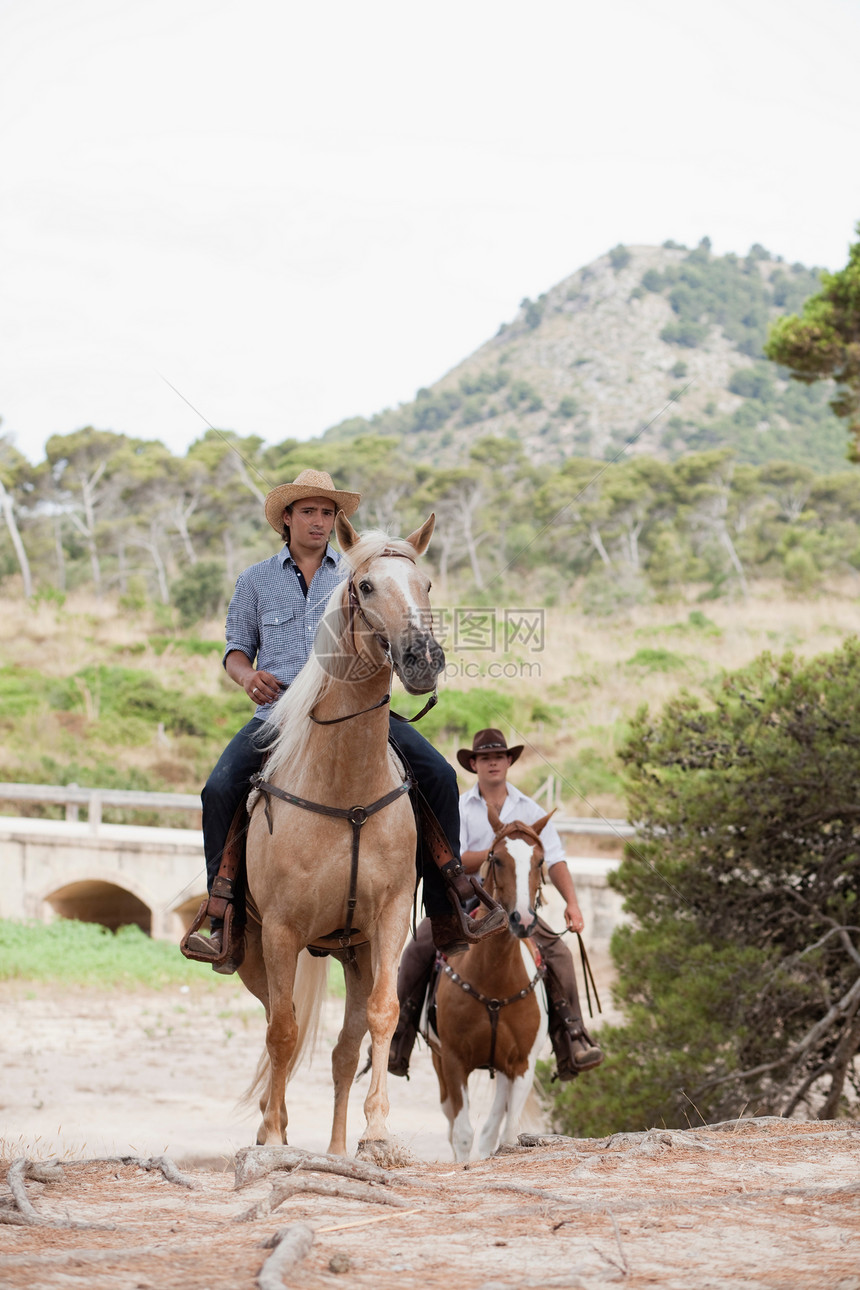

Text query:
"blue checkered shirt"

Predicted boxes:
[[224, 542, 346, 723]]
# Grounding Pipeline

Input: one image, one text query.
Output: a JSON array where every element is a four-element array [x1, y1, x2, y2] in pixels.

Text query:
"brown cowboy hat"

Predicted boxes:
[[264, 469, 362, 535], [457, 728, 524, 772]]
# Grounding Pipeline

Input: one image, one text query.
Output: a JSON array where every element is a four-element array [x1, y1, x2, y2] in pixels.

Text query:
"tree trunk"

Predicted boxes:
[[0, 479, 33, 598], [718, 526, 748, 596], [53, 513, 66, 593], [588, 524, 613, 569], [223, 529, 237, 587], [173, 500, 198, 565], [819, 1003, 860, 1120], [460, 488, 485, 590]]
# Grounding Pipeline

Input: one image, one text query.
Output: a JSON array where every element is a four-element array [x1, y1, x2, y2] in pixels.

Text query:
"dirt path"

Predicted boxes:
[[2, 986, 859, 1289], [1, 981, 523, 1164]]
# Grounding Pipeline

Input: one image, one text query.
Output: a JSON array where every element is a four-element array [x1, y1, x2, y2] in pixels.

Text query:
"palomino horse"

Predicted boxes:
[[429, 809, 552, 1160], [239, 511, 443, 1156]]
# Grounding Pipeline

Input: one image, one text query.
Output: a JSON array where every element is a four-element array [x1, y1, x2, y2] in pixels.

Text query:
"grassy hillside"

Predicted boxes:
[[3, 586, 859, 822], [322, 240, 846, 471]]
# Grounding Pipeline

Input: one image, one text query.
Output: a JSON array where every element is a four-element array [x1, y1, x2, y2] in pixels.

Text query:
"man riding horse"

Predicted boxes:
[[389, 728, 604, 1082], [184, 469, 505, 968]]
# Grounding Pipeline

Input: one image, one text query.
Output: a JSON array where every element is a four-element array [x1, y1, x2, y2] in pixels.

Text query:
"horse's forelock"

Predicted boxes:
[[340, 530, 415, 572]]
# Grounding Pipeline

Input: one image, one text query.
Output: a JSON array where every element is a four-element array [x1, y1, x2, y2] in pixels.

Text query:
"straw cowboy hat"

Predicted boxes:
[[264, 469, 362, 535], [457, 728, 524, 772]]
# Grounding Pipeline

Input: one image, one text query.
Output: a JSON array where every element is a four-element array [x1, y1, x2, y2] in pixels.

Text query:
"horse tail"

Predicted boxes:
[[290, 949, 330, 1075], [240, 950, 330, 1108]]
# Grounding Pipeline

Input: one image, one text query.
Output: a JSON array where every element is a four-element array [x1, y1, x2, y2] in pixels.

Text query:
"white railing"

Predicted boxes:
[[0, 782, 635, 839], [0, 782, 201, 832]]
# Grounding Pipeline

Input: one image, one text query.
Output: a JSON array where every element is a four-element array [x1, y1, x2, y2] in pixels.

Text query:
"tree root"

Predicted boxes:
[[257, 1223, 314, 1290], [234, 1145, 401, 1190], [0, 1153, 195, 1229], [236, 1174, 415, 1222]]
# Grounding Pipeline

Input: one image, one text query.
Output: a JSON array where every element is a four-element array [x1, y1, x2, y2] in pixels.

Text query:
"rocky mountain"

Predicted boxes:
[[323, 240, 847, 472]]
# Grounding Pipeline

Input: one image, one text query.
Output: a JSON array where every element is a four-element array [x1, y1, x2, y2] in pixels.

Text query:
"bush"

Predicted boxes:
[[171, 560, 226, 627], [391, 686, 514, 742], [0, 918, 214, 988], [609, 244, 632, 272], [624, 647, 687, 673], [728, 367, 775, 401], [543, 640, 860, 1133], [783, 546, 818, 593], [660, 320, 708, 348]]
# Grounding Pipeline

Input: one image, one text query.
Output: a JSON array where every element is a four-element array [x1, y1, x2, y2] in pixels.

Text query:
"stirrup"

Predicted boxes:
[[446, 883, 508, 944], [180, 900, 242, 968]]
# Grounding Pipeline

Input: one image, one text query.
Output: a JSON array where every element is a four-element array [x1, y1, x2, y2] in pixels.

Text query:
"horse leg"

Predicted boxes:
[[500, 1068, 538, 1148], [359, 913, 408, 1145], [328, 944, 373, 1156], [259, 931, 300, 1146], [477, 1072, 513, 1158], [437, 1048, 474, 1161]]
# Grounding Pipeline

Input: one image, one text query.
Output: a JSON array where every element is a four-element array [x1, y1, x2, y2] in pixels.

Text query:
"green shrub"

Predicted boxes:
[[609, 244, 632, 271], [148, 636, 222, 657], [0, 918, 215, 988], [625, 647, 687, 673], [783, 547, 818, 593], [660, 320, 709, 348], [391, 686, 514, 742], [171, 560, 226, 627]]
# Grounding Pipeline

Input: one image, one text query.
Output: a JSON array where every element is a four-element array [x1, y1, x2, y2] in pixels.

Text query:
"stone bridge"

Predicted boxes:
[[0, 786, 631, 960]]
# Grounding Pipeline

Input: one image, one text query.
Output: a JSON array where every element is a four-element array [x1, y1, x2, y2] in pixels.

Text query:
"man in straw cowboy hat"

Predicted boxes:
[[185, 469, 504, 968], [387, 727, 604, 1081]]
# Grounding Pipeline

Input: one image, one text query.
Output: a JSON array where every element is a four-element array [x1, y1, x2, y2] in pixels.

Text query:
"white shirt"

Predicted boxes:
[[459, 782, 568, 870]]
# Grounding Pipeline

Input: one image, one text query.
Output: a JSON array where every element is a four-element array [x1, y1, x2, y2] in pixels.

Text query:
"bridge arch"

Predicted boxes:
[[38, 867, 156, 935]]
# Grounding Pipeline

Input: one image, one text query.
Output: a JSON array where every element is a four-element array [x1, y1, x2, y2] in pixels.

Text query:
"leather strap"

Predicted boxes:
[[249, 772, 412, 946], [442, 958, 544, 1077]]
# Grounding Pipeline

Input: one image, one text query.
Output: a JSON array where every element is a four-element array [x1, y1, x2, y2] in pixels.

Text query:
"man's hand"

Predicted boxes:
[[245, 670, 283, 705], [563, 900, 585, 934]]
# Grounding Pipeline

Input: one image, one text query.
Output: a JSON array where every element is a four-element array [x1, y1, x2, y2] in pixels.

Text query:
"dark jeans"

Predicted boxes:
[[200, 715, 457, 918]]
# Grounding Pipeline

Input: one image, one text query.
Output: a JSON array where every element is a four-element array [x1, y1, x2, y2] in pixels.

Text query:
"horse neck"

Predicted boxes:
[[299, 653, 395, 798]]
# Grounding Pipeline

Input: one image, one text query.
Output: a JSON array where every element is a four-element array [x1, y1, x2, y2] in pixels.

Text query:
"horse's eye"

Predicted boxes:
[[359, 580, 373, 595]]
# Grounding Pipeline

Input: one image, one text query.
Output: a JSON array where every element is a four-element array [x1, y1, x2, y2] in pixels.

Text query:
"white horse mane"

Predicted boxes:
[[258, 529, 416, 787]]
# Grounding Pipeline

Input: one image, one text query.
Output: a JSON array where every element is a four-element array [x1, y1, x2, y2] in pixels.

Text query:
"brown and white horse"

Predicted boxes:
[[430, 809, 551, 1160], [239, 511, 443, 1157]]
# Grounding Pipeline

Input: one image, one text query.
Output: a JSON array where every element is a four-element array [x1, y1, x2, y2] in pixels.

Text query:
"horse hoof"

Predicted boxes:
[[356, 1138, 415, 1168]]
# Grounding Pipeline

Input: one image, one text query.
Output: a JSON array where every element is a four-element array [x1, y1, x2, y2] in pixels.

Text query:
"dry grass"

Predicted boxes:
[[2, 585, 859, 817]]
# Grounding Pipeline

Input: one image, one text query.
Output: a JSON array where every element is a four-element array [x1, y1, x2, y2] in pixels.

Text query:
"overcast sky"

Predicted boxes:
[[2, 0, 858, 466]]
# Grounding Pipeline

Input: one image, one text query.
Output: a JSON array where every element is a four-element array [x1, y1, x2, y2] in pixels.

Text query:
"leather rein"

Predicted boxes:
[[309, 549, 438, 727]]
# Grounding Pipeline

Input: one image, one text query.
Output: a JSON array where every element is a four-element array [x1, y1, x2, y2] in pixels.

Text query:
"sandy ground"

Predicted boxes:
[[2, 985, 860, 1289], [0, 980, 543, 1165]]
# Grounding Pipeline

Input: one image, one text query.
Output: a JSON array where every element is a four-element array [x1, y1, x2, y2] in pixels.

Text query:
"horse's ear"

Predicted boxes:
[[404, 513, 435, 556], [487, 802, 503, 833], [530, 809, 557, 835], [335, 510, 360, 551]]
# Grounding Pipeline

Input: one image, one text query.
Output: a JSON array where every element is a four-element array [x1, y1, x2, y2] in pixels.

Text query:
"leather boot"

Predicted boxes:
[[183, 919, 240, 975], [429, 910, 470, 958], [388, 993, 424, 1077], [549, 1010, 604, 1081]]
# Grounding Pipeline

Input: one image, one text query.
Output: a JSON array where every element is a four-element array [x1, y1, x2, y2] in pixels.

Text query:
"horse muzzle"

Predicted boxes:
[[393, 630, 445, 695], [508, 908, 539, 939]]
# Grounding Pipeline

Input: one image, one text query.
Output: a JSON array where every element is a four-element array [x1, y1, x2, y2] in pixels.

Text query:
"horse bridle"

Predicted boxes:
[[487, 824, 603, 1018], [309, 550, 438, 727], [484, 822, 546, 937]]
